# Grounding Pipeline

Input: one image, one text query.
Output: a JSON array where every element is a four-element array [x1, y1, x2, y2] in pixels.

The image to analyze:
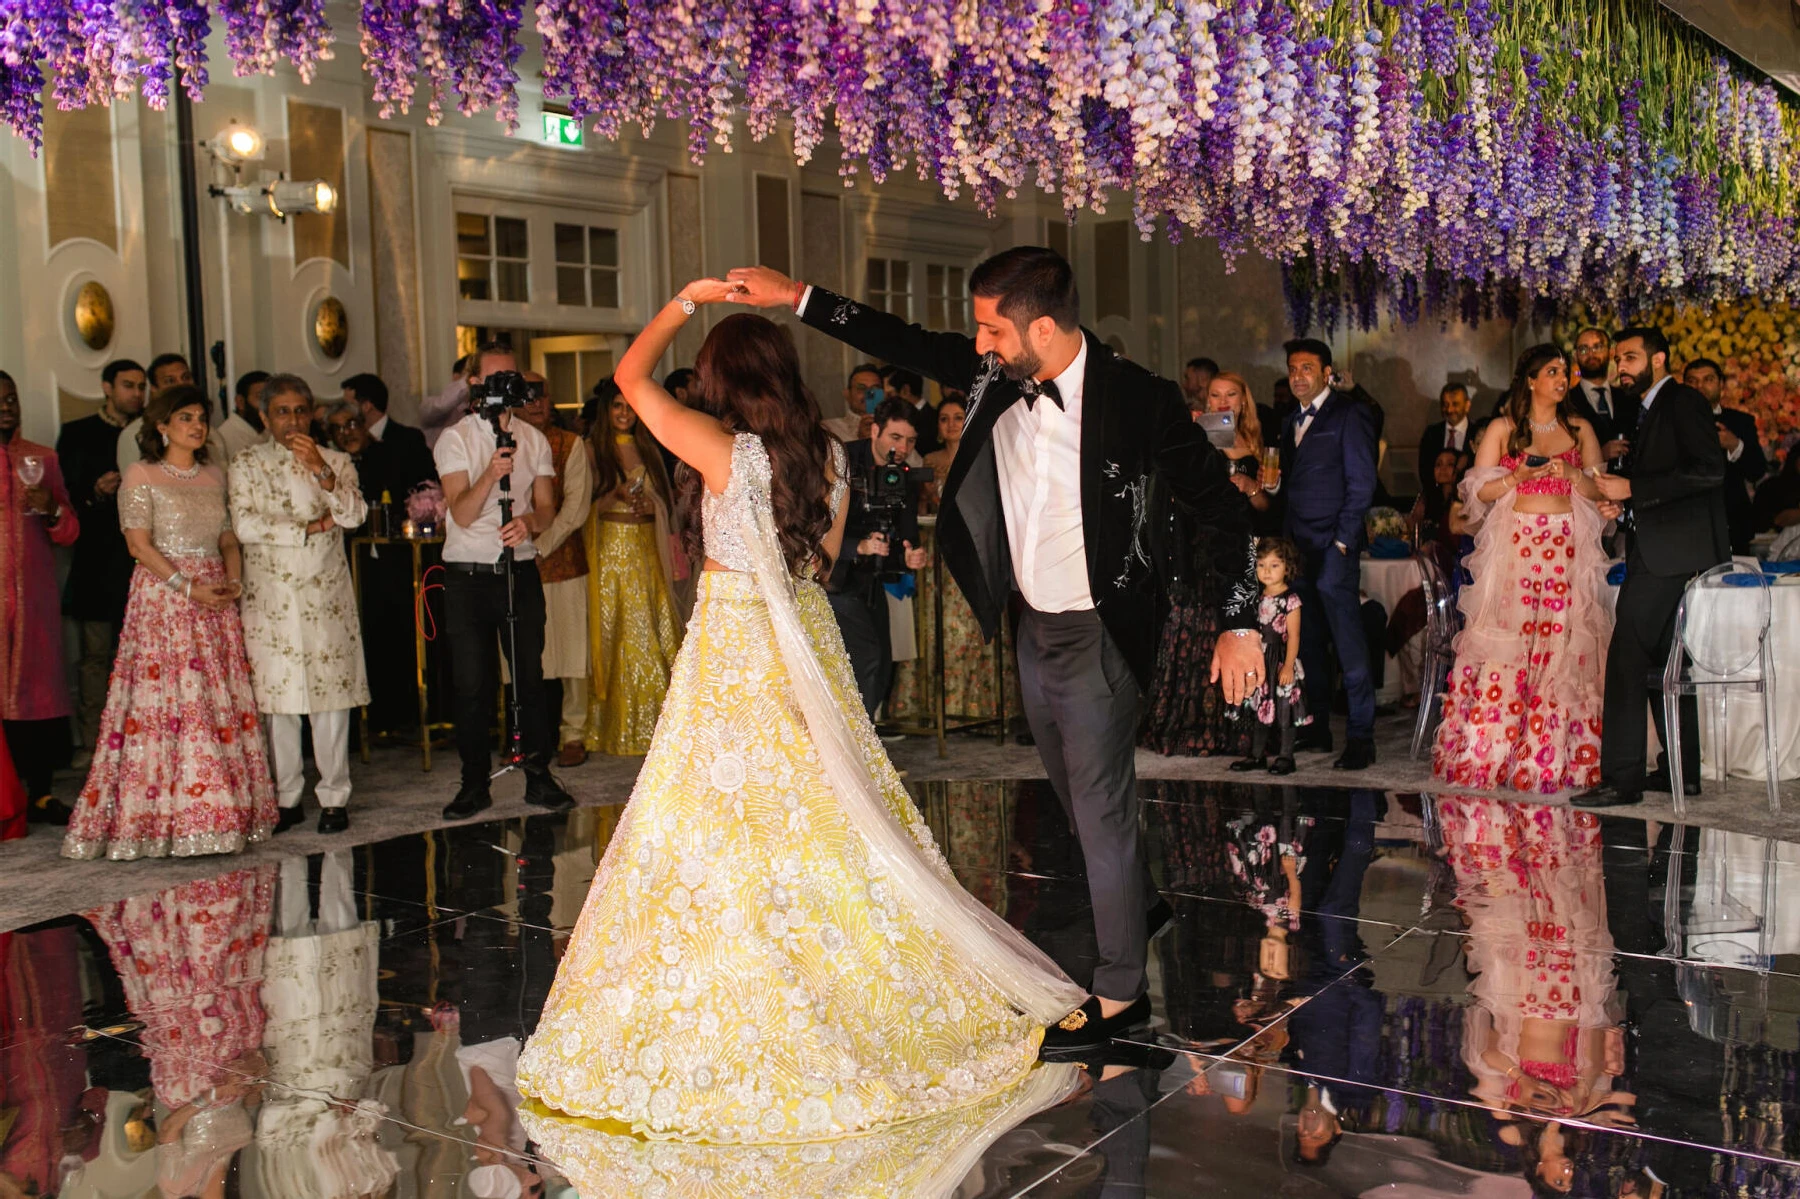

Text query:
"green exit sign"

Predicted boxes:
[[541, 112, 584, 149]]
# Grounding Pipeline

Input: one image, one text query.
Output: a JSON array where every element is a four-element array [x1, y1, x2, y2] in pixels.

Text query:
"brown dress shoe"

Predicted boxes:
[[557, 741, 588, 768]]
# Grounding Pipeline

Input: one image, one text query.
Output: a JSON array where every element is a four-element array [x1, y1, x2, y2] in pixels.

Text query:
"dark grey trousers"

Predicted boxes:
[[1016, 605, 1156, 1002]]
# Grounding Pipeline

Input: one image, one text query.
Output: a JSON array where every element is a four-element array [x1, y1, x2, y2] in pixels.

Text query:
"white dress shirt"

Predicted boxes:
[[1292, 393, 1325, 444], [432, 413, 554, 563], [992, 339, 1093, 613], [1444, 418, 1468, 453], [1578, 379, 1615, 421], [368, 413, 390, 441]]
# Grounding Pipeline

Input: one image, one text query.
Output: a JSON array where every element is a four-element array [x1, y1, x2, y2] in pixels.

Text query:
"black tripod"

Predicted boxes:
[[486, 412, 527, 783]]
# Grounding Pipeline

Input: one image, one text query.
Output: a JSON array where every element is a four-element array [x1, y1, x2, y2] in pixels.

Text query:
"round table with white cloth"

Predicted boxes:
[[1360, 555, 1424, 704]]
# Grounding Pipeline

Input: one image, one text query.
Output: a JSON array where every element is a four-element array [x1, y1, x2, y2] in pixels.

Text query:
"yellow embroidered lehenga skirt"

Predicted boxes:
[[583, 510, 683, 756], [517, 571, 1045, 1143]]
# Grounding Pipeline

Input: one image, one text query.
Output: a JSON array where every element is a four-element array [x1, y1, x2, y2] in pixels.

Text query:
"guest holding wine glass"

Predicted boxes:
[[63, 385, 278, 860], [0, 372, 80, 824], [1433, 345, 1611, 794]]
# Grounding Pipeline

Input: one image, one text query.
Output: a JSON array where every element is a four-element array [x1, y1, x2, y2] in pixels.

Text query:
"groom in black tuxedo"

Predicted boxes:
[[1577, 326, 1729, 809], [728, 249, 1262, 1048]]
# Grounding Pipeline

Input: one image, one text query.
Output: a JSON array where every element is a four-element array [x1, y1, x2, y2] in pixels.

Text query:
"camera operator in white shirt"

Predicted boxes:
[[433, 342, 576, 820]]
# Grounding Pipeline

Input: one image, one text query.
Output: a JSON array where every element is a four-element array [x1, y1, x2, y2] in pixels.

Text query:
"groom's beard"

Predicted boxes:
[[1613, 369, 1651, 400], [999, 347, 1043, 384]]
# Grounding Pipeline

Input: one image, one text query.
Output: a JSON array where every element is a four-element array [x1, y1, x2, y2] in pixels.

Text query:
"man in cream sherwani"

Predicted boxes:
[[230, 373, 370, 834]]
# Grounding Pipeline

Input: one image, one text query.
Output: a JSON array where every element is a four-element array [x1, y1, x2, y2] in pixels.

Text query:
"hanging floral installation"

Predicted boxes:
[[4, 0, 1799, 327]]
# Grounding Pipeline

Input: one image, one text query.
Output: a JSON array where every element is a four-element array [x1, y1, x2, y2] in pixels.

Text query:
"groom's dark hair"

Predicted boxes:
[[1617, 325, 1670, 366], [970, 247, 1080, 333]]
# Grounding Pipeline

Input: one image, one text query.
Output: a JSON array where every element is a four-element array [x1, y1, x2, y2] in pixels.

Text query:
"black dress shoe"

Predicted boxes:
[[317, 807, 349, 834], [1643, 772, 1703, 797], [273, 805, 306, 834], [26, 795, 74, 826], [523, 768, 576, 812], [1572, 784, 1643, 809], [1228, 755, 1267, 773], [1333, 739, 1376, 770], [1294, 728, 1334, 754], [442, 784, 492, 820], [1146, 898, 1173, 941], [1041, 993, 1153, 1055], [1268, 755, 1297, 776]]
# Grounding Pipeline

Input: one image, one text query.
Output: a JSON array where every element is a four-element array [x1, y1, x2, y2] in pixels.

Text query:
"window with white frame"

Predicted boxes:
[[925, 263, 969, 332], [554, 222, 621, 308], [865, 257, 911, 319], [457, 212, 529, 303]]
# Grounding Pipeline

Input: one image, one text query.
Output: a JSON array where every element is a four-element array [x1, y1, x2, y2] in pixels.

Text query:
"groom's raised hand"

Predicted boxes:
[[726, 266, 802, 309]]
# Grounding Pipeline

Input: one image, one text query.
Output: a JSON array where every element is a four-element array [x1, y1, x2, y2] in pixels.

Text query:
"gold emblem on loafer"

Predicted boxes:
[[1057, 1008, 1089, 1031]]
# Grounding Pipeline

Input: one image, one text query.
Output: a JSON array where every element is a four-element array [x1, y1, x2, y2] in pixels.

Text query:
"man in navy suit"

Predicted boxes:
[[1683, 357, 1766, 553], [1270, 339, 1380, 770]]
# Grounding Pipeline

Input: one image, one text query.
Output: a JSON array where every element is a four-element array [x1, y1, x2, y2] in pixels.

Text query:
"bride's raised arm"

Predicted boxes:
[[615, 279, 743, 495]]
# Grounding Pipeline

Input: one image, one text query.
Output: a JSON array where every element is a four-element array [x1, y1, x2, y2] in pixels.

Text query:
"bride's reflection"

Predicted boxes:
[[519, 1063, 1081, 1199], [1437, 796, 1636, 1193]]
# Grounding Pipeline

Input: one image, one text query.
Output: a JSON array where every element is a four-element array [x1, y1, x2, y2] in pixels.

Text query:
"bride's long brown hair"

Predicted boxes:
[[678, 314, 835, 575]]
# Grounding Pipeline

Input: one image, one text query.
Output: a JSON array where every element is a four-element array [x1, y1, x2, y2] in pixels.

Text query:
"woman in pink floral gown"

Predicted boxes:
[[63, 387, 277, 860], [1434, 345, 1612, 794]]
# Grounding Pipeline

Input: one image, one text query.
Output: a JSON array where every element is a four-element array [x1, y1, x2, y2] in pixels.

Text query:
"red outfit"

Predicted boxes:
[[0, 438, 79, 720]]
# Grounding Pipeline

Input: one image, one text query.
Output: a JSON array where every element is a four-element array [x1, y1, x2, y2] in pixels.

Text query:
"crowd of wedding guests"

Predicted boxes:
[[1, 319, 1785, 851], [1136, 324, 1786, 806], [0, 346, 697, 856]]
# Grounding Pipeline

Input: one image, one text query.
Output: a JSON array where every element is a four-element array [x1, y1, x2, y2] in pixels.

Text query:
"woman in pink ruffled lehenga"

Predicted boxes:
[[1434, 345, 1613, 794]]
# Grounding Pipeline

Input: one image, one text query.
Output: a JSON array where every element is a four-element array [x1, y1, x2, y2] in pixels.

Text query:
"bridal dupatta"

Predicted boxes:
[[733, 438, 1086, 1026]]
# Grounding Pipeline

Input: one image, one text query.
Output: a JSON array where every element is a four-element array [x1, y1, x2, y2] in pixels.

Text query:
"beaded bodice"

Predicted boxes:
[[118, 462, 230, 559], [1501, 446, 1582, 497], [702, 434, 848, 575]]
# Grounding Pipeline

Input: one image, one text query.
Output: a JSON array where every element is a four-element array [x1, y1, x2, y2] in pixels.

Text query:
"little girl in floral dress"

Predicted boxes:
[[1230, 537, 1310, 776]]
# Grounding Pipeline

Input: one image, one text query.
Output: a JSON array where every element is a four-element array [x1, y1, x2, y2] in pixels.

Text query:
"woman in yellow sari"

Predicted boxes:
[[583, 383, 683, 755]]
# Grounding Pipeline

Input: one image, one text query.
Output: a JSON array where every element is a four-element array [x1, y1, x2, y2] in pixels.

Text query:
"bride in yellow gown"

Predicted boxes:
[[516, 281, 1084, 1146]]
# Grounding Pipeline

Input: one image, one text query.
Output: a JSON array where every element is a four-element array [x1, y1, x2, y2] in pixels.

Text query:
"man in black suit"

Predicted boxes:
[[728, 247, 1260, 1048], [882, 366, 939, 457], [827, 398, 928, 718], [1566, 326, 1634, 461], [1577, 327, 1729, 809], [1416, 382, 1474, 481], [343, 372, 436, 496], [1682, 357, 1766, 553]]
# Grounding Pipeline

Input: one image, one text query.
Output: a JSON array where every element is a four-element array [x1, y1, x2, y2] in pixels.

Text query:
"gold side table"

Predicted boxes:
[[350, 533, 455, 770]]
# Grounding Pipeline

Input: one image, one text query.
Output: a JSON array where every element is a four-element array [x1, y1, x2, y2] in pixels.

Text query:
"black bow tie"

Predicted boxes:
[[1021, 377, 1064, 411]]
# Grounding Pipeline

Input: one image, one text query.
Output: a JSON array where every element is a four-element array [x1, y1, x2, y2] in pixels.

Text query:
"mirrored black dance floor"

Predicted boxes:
[[5, 780, 1799, 1197]]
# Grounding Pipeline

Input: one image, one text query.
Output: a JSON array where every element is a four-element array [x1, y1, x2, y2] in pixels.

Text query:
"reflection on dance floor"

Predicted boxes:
[[6, 781, 1800, 1196]]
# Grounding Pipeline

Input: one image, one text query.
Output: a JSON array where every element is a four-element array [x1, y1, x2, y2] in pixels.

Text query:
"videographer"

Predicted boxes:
[[828, 397, 930, 719], [433, 343, 576, 820]]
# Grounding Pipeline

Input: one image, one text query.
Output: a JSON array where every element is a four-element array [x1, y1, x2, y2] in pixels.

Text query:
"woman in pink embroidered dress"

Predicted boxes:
[[62, 386, 277, 860], [1434, 345, 1613, 793]]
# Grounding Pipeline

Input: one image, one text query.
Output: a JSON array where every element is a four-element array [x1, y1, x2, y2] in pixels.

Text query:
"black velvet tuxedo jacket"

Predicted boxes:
[[1713, 404, 1767, 552], [799, 287, 1256, 688], [1623, 380, 1730, 578]]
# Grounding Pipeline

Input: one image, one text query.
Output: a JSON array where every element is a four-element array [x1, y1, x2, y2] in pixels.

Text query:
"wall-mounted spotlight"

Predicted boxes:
[[211, 175, 338, 222], [204, 121, 265, 167]]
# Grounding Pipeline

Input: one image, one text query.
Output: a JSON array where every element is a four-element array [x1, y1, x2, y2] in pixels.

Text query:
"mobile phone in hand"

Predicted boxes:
[[1524, 454, 1550, 468]]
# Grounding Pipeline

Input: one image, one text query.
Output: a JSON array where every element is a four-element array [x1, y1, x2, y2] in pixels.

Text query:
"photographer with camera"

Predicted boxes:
[[828, 397, 931, 719], [434, 343, 576, 819]]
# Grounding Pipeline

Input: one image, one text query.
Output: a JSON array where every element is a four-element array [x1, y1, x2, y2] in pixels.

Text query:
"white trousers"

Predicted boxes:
[[276, 851, 357, 936], [266, 708, 353, 810]]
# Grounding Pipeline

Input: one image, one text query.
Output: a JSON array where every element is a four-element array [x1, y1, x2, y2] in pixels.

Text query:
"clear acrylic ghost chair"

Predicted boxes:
[[1661, 563, 1779, 816], [1409, 551, 1460, 760]]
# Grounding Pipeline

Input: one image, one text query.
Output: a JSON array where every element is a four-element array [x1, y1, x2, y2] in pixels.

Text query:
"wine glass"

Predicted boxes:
[[18, 454, 44, 515]]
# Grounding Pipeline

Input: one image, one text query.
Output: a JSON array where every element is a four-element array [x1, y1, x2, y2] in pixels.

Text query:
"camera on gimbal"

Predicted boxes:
[[854, 451, 933, 581], [470, 369, 541, 423]]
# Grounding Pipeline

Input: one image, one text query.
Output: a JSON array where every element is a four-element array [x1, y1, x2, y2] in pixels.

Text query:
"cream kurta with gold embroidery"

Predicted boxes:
[[228, 440, 371, 715]]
